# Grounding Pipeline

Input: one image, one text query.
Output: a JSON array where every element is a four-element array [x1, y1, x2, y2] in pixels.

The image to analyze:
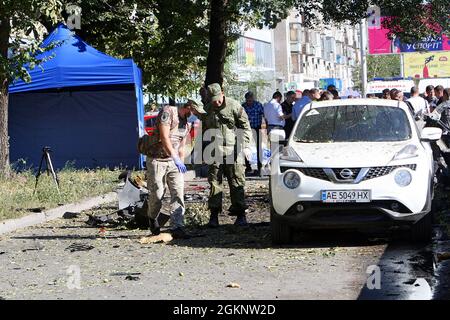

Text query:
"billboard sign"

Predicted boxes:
[[404, 51, 450, 78], [367, 7, 450, 55], [244, 38, 255, 66]]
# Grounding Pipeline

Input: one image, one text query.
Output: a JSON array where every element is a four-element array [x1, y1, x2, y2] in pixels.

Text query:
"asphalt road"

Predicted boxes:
[[0, 179, 449, 300]]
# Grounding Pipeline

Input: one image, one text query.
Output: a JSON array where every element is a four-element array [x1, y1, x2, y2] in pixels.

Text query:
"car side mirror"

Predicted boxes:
[[269, 129, 286, 153], [269, 129, 286, 143], [421, 127, 442, 141]]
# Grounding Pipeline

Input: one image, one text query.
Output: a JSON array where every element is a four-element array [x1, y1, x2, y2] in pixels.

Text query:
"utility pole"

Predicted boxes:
[[359, 19, 368, 98], [400, 53, 404, 78]]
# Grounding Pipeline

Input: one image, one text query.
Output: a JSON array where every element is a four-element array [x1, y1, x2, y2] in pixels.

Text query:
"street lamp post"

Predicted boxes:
[[359, 19, 368, 98]]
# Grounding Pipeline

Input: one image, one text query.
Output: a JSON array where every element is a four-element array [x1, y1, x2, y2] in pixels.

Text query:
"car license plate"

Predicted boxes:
[[321, 190, 371, 203]]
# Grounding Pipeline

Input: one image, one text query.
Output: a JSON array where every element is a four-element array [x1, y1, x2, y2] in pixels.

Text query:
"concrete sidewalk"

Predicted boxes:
[[0, 192, 117, 236], [0, 170, 197, 236]]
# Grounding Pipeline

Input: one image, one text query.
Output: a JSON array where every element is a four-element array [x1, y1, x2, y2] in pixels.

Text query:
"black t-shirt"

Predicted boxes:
[[281, 100, 292, 115], [281, 100, 295, 136]]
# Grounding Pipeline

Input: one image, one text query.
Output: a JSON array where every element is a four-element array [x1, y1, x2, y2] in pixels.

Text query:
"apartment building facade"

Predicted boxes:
[[225, 11, 363, 102], [274, 12, 362, 94]]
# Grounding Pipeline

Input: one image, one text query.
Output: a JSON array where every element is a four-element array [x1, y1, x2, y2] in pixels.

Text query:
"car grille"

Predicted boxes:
[[280, 167, 329, 181], [299, 168, 330, 181], [280, 164, 416, 182], [332, 168, 361, 180], [362, 164, 417, 181], [280, 167, 330, 181]]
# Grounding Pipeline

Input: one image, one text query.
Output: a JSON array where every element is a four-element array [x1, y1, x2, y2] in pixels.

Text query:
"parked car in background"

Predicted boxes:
[[418, 78, 450, 94], [269, 99, 442, 244], [142, 112, 201, 168], [144, 112, 200, 140], [144, 112, 159, 136]]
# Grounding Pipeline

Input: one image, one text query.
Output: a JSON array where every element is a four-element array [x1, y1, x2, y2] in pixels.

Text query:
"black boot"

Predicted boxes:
[[234, 214, 248, 227], [149, 218, 160, 235], [170, 227, 191, 239], [207, 210, 220, 228]]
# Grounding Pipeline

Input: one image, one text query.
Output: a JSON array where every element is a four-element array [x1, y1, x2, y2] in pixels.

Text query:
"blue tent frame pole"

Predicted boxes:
[[132, 62, 145, 170]]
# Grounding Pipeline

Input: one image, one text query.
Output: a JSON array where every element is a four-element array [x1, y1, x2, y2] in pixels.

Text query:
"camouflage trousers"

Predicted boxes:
[[208, 162, 247, 215], [146, 159, 185, 229]]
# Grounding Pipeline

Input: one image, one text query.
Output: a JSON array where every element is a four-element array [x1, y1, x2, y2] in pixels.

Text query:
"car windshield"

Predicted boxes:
[[293, 105, 412, 143]]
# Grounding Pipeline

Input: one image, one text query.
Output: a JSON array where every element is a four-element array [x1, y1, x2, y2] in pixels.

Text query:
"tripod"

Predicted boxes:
[[34, 147, 60, 195]]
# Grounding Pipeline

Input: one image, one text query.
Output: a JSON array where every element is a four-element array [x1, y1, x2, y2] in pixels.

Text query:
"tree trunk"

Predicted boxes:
[[205, 0, 228, 86], [0, 16, 11, 177]]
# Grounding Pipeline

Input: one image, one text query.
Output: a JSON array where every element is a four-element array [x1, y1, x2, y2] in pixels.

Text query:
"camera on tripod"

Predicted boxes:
[[34, 146, 60, 195]]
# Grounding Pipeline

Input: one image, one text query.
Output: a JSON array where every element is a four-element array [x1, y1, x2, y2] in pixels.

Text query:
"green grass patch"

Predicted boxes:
[[0, 167, 122, 221]]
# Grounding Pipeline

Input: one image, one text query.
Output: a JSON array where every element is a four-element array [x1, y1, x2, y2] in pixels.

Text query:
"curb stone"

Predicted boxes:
[[0, 192, 117, 235]]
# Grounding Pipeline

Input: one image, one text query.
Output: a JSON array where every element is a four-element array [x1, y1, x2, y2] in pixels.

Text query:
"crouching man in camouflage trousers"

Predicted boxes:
[[147, 99, 206, 238], [203, 83, 253, 227]]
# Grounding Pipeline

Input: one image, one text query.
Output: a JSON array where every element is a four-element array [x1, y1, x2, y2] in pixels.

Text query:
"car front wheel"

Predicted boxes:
[[270, 208, 293, 245], [410, 213, 432, 243]]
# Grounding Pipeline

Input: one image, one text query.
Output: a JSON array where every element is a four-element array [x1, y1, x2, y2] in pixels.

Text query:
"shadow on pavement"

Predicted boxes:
[[357, 227, 450, 300], [170, 220, 389, 250], [11, 234, 142, 241]]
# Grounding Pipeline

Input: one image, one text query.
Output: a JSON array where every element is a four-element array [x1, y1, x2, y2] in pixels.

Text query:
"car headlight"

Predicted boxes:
[[392, 144, 418, 161], [280, 146, 303, 162], [394, 169, 412, 187], [283, 171, 301, 189]]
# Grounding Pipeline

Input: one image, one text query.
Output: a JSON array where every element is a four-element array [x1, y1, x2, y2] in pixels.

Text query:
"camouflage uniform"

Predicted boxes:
[[202, 84, 252, 217], [147, 105, 188, 229]]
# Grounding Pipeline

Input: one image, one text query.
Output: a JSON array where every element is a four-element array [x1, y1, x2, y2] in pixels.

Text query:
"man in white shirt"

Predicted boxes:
[[407, 86, 429, 116], [264, 91, 285, 134]]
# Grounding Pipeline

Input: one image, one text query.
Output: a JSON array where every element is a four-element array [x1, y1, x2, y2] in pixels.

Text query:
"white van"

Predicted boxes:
[[418, 78, 450, 93]]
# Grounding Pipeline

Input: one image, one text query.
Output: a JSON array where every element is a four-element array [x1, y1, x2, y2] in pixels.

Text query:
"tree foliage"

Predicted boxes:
[[0, 0, 62, 84], [62, 0, 210, 97], [0, 0, 62, 176], [294, 0, 449, 43], [1, 0, 449, 176], [203, 0, 449, 85], [367, 55, 401, 80]]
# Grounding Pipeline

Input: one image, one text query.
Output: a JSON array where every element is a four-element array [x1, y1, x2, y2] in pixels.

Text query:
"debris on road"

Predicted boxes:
[[65, 243, 95, 252], [436, 252, 450, 262], [185, 194, 208, 202], [27, 207, 45, 213], [110, 272, 141, 277], [139, 233, 173, 244], [21, 240, 44, 252], [226, 282, 241, 289], [125, 275, 140, 281], [98, 227, 106, 237], [62, 212, 80, 219], [118, 172, 147, 210], [21, 248, 41, 252], [86, 172, 152, 230]]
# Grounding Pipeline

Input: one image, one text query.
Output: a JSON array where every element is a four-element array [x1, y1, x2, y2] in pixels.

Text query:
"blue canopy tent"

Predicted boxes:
[[9, 24, 145, 170]]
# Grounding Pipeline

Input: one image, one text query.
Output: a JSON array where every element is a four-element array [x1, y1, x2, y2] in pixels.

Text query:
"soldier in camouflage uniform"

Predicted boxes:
[[147, 99, 206, 238], [202, 83, 253, 227]]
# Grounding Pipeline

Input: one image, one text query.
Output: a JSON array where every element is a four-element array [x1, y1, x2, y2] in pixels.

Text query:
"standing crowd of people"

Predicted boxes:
[[140, 82, 450, 239], [373, 85, 450, 119], [141, 83, 343, 238], [241, 85, 341, 175]]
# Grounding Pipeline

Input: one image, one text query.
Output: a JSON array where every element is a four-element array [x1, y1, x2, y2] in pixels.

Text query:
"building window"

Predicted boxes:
[[291, 53, 300, 73]]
